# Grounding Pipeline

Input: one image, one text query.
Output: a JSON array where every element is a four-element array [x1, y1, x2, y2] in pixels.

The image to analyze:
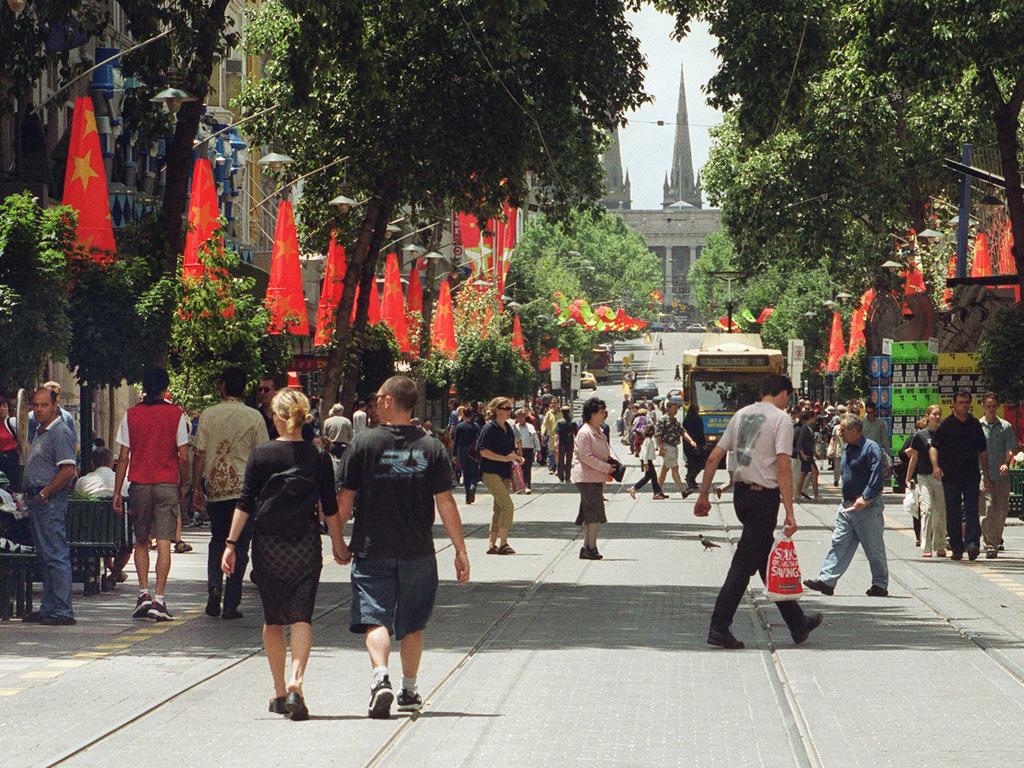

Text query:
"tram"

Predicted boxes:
[[681, 334, 785, 449]]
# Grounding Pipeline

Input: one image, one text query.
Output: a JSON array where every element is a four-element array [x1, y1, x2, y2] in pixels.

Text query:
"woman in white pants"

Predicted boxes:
[[905, 406, 946, 558]]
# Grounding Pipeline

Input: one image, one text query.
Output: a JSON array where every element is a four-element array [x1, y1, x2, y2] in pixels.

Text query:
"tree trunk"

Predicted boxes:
[[994, 101, 1024, 294], [320, 175, 397, 417], [108, 385, 117, 446], [891, 97, 927, 234], [79, 384, 93, 472]]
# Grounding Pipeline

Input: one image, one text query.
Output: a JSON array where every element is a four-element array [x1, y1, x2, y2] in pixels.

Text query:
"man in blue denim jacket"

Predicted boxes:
[[804, 415, 890, 597]]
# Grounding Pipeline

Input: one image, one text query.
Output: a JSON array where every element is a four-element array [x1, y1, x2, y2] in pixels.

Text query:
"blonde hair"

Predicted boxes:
[[271, 389, 309, 434], [917, 404, 942, 429], [486, 396, 511, 421]]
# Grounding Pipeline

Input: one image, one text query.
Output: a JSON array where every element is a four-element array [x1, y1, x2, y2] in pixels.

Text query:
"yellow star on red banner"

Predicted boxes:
[[71, 150, 100, 192]]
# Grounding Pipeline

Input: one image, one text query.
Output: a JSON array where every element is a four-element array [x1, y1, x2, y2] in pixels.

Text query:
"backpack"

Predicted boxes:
[[253, 464, 320, 541]]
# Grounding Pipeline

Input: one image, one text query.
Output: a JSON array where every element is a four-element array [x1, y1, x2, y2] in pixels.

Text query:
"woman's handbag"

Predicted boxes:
[[511, 463, 526, 492]]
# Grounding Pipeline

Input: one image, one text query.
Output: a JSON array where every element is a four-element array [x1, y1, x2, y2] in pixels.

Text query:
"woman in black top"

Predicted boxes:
[[682, 402, 705, 490], [453, 408, 482, 505], [222, 389, 345, 721], [905, 405, 945, 557], [478, 396, 523, 554]]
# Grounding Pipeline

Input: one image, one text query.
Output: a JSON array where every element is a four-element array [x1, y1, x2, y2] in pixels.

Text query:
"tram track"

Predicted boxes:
[[43, 488, 560, 768]]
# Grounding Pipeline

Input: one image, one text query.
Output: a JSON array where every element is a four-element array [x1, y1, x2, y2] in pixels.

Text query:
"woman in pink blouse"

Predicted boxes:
[[571, 397, 621, 560]]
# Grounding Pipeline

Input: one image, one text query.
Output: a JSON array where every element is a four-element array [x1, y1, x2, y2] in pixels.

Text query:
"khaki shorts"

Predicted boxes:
[[129, 483, 180, 543], [661, 443, 679, 468]]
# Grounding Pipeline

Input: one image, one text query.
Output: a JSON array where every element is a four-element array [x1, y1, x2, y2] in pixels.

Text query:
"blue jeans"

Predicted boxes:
[[942, 478, 980, 553], [546, 437, 557, 471], [29, 495, 74, 619], [818, 497, 889, 590], [457, 450, 479, 500], [207, 498, 253, 612]]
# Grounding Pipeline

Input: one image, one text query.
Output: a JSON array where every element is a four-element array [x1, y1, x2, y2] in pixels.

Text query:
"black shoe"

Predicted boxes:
[[800, 492, 812, 500], [397, 688, 423, 712], [803, 579, 835, 596], [865, 585, 889, 597], [22, 610, 45, 623], [269, 696, 288, 715], [792, 612, 823, 644], [967, 544, 980, 561], [999, 544, 1005, 551], [369, 676, 394, 719], [132, 592, 152, 619], [707, 627, 745, 649], [986, 548, 999, 559], [221, 608, 244, 620], [40, 614, 76, 625], [285, 690, 309, 721], [951, 550, 963, 561], [579, 546, 592, 560], [467, 490, 476, 504], [147, 600, 173, 622], [205, 588, 222, 618]]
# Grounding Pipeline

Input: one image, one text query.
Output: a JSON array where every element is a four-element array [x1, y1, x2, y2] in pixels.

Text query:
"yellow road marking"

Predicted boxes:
[[94, 643, 132, 650], [0, 688, 23, 696], [20, 670, 64, 679], [46, 660, 89, 669], [71, 652, 107, 659], [130, 627, 169, 634], [122, 632, 158, 640]]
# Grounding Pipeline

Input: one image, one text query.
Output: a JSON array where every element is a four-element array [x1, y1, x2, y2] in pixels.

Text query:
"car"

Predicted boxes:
[[632, 379, 659, 400], [685, 323, 707, 332], [580, 371, 598, 390]]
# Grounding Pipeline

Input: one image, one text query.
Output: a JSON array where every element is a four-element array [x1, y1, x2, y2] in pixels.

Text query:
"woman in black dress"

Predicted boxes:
[[222, 389, 345, 721]]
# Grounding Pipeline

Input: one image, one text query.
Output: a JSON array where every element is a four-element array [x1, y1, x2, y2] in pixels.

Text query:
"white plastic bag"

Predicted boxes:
[[902, 485, 918, 519]]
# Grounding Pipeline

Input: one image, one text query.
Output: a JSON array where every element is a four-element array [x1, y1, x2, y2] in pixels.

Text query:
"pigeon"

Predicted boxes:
[[699, 535, 721, 551]]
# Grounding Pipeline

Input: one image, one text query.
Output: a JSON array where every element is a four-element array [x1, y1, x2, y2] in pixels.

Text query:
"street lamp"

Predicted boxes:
[[979, 193, 1004, 216], [917, 228, 943, 241], [328, 194, 357, 214], [881, 259, 903, 273], [257, 152, 294, 173], [6, 0, 27, 15], [835, 291, 853, 301], [822, 299, 837, 309], [707, 269, 746, 334], [150, 87, 198, 115]]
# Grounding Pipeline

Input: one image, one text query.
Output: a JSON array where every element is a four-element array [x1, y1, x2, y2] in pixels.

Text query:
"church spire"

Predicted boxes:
[[663, 63, 701, 209], [600, 127, 631, 210]]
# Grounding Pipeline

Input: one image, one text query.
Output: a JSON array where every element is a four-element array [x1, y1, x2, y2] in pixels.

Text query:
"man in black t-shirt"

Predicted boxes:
[[930, 391, 990, 561], [555, 406, 577, 482], [336, 376, 469, 719]]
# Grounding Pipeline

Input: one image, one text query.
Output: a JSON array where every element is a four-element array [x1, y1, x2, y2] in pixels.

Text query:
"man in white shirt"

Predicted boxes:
[[74, 447, 117, 496], [695, 374, 823, 650]]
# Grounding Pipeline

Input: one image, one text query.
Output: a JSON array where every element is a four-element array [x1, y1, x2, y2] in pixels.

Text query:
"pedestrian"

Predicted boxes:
[[694, 374, 822, 649], [27, 381, 78, 450], [682, 402, 705, 491], [21, 387, 78, 625], [827, 406, 846, 486], [113, 367, 190, 622], [795, 410, 819, 500], [322, 403, 354, 448], [74, 446, 131, 584], [572, 397, 620, 560], [192, 366, 270, 620], [657, 338, 664, 355], [555, 405, 577, 482], [256, 374, 282, 439], [479, 396, 523, 555], [860, 400, 890, 480], [656, 399, 698, 498], [979, 392, 1017, 558], [352, 399, 369, 436], [512, 408, 540, 494], [453, 407, 481, 504], [804, 415, 890, 597], [335, 375, 469, 718], [930, 390, 990, 561], [221, 388, 345, 721], [0, 395, 19, 491], [628, 424, 667, 500], [541, 400, 559, 474], [905, 405, 945, 558], [630, 407, 649, 456]]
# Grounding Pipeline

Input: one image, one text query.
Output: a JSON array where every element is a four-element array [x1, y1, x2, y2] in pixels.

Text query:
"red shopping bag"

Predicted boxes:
[[764, 536, 803, 602], [511, 463, 526, 492]]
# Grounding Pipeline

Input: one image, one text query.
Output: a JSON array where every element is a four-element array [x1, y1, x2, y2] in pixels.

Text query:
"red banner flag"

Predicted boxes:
[[826, 310, 846, 373], [182, 158, 222, 280], [314, 234, 346, 346], [266, 200, 309, 335], [431, 279, 457, 358], [538, 347, 561, 371], [406, 264, 423, 314], [756, 307, 774, 324], [62, 96, 116, 262], [381, 252, 411, 353], [368, 273, 382, 325], [848, 306, 866, 357], [902, 258, 927, 296], [973, 232, 993, 278], [511, 314, 528, 359]]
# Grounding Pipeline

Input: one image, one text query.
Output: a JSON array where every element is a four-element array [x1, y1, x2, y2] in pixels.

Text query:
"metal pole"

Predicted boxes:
[[956, 143, 973, 279], [726, 277, 734, 333]]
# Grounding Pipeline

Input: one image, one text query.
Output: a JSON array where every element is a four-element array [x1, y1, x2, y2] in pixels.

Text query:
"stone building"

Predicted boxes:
[[601, 63, 721, 312]]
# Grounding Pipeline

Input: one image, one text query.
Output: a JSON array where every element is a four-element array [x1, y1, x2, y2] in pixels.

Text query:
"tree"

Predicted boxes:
[[354, 324, 399, 402], [0, 193, 72, 392], [167, 236, 291, 414], [834, 347, 868, 403], [453, 335, 534, 402], [978, 304, 1024, 402], [238, 0, 650, 412]]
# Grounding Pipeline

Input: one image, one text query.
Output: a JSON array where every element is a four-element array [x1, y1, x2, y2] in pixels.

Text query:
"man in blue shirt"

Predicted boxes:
[[804, 415, 890, 597]]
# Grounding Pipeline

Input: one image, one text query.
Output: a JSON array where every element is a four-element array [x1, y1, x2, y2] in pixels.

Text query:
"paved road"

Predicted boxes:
[[7, 332, 1024, 767]]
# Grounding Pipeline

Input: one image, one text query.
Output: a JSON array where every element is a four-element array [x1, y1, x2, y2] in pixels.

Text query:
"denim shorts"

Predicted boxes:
[[350, 555, 438, 640]]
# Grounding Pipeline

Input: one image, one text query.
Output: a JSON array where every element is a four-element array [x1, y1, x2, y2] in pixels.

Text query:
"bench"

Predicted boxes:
[[0, 498, 131, 618]]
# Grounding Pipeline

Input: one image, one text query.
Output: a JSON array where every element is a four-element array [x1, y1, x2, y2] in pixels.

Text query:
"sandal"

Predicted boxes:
[[922, 551, 932, 558], [174, 540, 193, 554], [497, 544, 516, 555], [628, 487, 637, 499], [653, 493, 669, 500], [486, 545, 499, 555]]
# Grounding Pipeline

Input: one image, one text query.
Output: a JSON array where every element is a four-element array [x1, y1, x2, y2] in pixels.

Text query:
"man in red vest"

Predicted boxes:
[[113, 367, 190, 622]]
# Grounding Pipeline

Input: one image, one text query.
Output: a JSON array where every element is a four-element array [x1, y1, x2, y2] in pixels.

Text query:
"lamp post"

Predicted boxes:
[[707, 270, 745, 333]]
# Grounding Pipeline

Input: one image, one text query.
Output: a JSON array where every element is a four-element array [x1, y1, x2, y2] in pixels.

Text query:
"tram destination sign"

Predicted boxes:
[[696, 354, 770, 368]]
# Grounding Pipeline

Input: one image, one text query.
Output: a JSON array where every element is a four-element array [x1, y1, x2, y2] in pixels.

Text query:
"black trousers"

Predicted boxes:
[[207, 498, 253, 612], [557, 442, 573, 482], [710, 483, 805, 634], [631, 460, 663, 495], [522, 449, 534, 488]]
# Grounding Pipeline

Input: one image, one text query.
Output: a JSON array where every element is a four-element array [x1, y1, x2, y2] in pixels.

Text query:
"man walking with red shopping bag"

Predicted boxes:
[[695, 375, 823, 649]]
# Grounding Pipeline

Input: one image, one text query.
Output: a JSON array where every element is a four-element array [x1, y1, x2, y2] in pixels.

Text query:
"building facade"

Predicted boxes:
[[600, 63, 720, 312]]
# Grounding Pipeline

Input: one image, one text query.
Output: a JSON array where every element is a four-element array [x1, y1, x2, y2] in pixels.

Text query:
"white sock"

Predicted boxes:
[[402, 676, 417, 693], [140, 589, 148, 597], [154, 594, 164, 604], [372, 666, 389, 685]]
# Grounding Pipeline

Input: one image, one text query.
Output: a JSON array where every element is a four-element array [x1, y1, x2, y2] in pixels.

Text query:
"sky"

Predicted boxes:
[[619, 7, 723, 210]]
